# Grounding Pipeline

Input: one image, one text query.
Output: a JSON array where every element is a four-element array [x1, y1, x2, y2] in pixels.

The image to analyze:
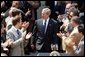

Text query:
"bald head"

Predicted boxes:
[[66, 3, 72, 9], [12, 1, 20, 8]]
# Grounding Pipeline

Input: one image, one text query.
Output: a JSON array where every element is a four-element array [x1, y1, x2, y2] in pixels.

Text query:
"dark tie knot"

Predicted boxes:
[[17, 29, 20, 35], [44, 20, 47, 25]]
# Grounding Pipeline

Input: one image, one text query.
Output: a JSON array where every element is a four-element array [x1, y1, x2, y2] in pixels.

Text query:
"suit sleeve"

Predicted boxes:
[[31, 20, 37, 45], [6, 32, 23, 48], [52, 21, 60, 44]]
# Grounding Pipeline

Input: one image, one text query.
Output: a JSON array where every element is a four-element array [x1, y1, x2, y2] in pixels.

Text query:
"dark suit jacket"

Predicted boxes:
[[1, 32, 6, 43], [31, 18, 59, 52], [45, 1, 65, 20]]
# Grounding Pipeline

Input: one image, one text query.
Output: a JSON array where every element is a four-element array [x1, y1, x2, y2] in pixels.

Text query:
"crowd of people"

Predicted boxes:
[[1, 1, 84, 56]]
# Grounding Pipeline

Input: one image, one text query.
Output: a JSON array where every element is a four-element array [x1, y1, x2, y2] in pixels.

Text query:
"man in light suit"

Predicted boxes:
[[62, 18, 83, 56], [6, 15, 32, 56], [64, 24, 84, 56], [57, 21, 84, 56], [73, 24, 84, 56], [31, 8, 60, 52]]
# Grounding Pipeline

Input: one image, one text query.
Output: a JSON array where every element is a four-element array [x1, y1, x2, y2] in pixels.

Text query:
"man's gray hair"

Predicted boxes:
[[42, 8, 51, 15], [71, 16, 80, 24]]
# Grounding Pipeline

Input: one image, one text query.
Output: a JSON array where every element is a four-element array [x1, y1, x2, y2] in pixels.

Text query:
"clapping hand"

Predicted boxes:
[[25, 8, 31, 16], [25, 32, 32, 40], [57, 32, 63, 38], [1, 39, 13, 47], [7, 39, 13, 47]]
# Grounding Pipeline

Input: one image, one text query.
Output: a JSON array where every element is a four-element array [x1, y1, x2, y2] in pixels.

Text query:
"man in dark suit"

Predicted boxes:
[[45, 1, 66, 20], [31, 8, 59, 52]]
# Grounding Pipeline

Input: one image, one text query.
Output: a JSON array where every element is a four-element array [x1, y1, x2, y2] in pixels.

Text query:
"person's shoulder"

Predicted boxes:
[[35, 19, 42, 22], [7, 26, 14, 33], [50, 18, 58, 24], [7, 29, 12, 34]]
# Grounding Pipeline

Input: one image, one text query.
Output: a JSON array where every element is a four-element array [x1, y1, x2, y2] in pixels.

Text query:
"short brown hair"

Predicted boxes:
[[12, 9, 21, 17], [12, 15, 21, 26]]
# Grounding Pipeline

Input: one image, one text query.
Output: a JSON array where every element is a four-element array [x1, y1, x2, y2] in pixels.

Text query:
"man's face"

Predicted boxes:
[[12, 1, 20, 8], [19, 13, 22, 27], [16, 17, 22, 29], [41, 12, 49, 19], [68, 12, 73, 20], [65, 4, 72, 14], [70, 20, 75, 27]]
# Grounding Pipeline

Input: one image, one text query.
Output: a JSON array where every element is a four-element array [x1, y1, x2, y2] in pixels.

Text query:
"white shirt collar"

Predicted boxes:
[[43, 17, 50, 25], [12, 26, 20, 31]]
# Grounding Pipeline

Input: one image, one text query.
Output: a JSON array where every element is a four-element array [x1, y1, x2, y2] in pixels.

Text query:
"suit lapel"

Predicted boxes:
[[37, 19, 43, 33], [12, 27, 21, 40]]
